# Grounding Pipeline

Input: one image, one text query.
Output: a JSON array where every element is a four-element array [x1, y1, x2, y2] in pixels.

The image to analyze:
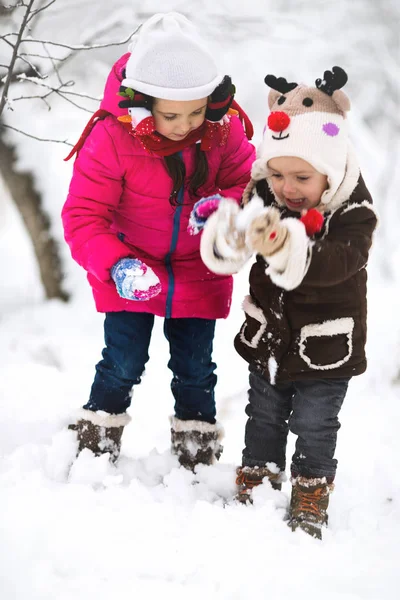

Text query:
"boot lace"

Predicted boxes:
[[236, 469, 262, 489], [295, 487, 326, 518]]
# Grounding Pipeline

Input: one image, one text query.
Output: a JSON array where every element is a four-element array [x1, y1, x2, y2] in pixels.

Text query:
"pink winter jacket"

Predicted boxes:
[[62, 55, 255, 318]]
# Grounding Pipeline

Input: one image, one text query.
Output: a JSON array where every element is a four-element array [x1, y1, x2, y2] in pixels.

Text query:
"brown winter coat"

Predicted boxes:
[[234, 167, 377, 383]]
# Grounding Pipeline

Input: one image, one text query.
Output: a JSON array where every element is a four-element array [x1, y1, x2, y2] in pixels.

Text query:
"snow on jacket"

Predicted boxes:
[[62, 54, 255, 318], [234, 148, 377, 382]]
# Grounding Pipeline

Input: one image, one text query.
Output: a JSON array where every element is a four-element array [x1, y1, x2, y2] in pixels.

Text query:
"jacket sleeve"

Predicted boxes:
[[301, 203, 377, 288], [62, 119, 133, 283], [216, 116, 256, 200]]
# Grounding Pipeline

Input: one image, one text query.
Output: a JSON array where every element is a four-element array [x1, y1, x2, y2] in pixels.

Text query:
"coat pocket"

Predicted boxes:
[[239, 295, 267, 349], [299, 317, 354, 370]]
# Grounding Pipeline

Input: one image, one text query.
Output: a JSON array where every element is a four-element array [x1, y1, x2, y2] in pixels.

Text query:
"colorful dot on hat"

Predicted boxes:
[[323, 122, 339, 136]]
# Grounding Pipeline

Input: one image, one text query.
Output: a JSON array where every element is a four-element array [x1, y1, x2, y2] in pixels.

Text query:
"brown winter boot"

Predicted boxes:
[[170, 416, 224, 470], [235, 465, 283, 504], [289, 476, 334, 539], [68, 409, 131, 463]]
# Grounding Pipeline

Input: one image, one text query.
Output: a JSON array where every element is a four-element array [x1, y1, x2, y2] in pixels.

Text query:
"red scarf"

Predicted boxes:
[[64, 101, 253, 161], [65, 111, 230, 160], [120, 116, 230, 156], [129, 100, 254, 156]]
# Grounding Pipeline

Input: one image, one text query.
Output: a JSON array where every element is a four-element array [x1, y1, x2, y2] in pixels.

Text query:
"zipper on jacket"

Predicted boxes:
[[165, 165, 185, 318]]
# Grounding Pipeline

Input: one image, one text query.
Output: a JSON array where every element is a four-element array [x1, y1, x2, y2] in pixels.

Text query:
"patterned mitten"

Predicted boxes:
[[188, 194, 223, 235], [111, 258, 161, 301], [246, 207, 289, 257]]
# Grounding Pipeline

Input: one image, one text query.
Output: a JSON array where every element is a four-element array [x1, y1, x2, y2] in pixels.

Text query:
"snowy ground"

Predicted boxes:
[[1, 192, 400, 600]]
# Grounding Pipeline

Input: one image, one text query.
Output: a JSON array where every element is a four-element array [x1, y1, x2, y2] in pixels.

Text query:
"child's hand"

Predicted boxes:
[[188, 194, 223, 235], [111, 258, 161, 301], [246, 207, 289, 257], [214, 199, 248, 253], [200, 198, 255, 274]]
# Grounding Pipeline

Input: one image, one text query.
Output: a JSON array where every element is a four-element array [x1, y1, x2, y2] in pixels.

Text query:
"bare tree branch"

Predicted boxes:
[[0, 0, 36, 117], [53, 90, 94, 112], [27, 0, 56, 22], [2, 123, 72, 145], [11, 75, 100, 110], [18, 51, 63, 60], [19, 28, 137, 51], [56, 88, 100, 102], [0, 35, 16, 49], [16, 53, 44, 77], [15, 78, 100, 101], [42, 40, 62, 85]]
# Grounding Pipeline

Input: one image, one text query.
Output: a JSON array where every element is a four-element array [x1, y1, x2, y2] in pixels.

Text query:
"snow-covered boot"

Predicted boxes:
[[288, 476, 334, 539], [170, 416, 224, 470], [235, 465, 283, 504], [68, 409, 131, 463]]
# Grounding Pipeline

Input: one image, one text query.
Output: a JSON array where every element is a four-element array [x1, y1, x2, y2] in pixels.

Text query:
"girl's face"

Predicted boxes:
[[268, 157, 328, 212], [152, 97, 208, 141]]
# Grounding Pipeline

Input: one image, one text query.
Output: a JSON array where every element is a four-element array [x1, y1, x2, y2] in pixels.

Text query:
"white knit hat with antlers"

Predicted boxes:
[[252, 67, 351, 206], [122, 12, 223, 101]]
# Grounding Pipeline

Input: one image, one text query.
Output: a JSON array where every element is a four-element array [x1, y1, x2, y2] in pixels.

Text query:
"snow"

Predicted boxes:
[[1, 219, 400, 597], [1, 1, 400, 598], [268, 356, 278, 385]]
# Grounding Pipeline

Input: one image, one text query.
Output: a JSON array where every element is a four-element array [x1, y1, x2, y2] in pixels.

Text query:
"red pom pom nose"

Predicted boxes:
[[267, 111, 290, 133]]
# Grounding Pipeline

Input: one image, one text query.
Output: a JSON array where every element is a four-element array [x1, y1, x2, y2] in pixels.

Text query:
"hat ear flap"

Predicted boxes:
[[117, 84, 151, 110], [205, 75, 235, 122]]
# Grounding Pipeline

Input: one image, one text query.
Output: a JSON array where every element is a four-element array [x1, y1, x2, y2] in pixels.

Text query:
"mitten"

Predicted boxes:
[[200, 198, 252, 275], [188, 194, 223, 235], [246, 207, 289, 257], [213, 199, 248, 255], [111, 258, 161, 301]]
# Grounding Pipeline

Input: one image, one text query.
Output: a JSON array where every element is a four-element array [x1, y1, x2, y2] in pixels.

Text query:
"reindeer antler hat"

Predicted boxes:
[[251, 67, 351, 206]]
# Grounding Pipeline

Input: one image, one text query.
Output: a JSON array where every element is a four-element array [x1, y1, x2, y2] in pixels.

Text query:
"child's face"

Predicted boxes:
[[153, 98, 208, 141], [267, 157, 328, 212]]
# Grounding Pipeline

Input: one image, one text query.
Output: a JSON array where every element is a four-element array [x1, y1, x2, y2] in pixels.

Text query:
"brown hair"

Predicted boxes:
[[164, 146, 208, 205], [149, 97, 209, 205]]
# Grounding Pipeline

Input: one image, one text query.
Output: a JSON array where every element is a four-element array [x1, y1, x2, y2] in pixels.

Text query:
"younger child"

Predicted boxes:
[[200, 67, 377, 538], [62, 13, 255, 468]]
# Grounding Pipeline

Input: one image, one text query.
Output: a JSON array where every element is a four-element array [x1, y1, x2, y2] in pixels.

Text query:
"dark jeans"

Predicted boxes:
[[84, 312, 217, 423], [242, 370, 350, 479]]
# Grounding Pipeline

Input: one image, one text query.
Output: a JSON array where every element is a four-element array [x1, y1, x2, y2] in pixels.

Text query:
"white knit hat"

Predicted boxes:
[[252, 69, 351, 206], [122, 12, 223, 101]]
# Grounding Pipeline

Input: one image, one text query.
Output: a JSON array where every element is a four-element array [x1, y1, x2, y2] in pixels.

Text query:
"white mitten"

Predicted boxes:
[[200, 199, 254, 274]]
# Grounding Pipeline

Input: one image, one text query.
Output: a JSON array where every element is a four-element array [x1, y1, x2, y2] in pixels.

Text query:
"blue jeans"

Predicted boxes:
[[84, 312, 217, 423], [242, 370, 350, 480]]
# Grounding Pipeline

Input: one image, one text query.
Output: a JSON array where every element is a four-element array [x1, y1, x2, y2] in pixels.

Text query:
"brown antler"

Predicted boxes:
[[264, 75, 298, 94], [315, 66, 348, 96]]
